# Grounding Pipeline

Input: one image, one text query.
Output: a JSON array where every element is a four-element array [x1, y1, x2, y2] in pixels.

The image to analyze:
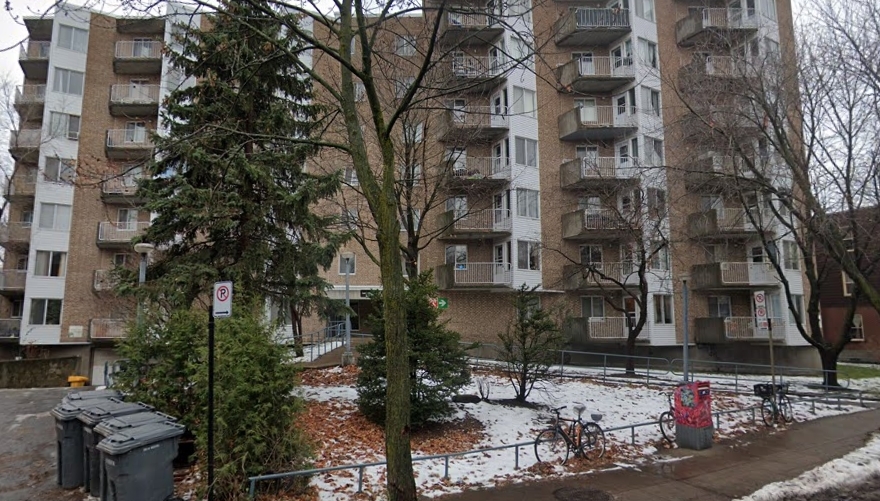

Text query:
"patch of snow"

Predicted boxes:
[[735, 433, 880, 501]]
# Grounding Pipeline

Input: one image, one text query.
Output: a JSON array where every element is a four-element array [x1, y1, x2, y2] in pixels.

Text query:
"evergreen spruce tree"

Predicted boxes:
[[136, 0, 342, 311]]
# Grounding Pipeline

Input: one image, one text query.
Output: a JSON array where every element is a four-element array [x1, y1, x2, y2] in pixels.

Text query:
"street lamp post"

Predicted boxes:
[[681, 274, 690, 383], [133, 242, 155, 327], [341, 251, 355, 366]]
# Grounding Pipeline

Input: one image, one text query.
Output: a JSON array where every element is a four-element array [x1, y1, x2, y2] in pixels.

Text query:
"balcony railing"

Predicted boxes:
[[562, 209, 631, 240], [93, 270, 117, 292], [97, 221, 150, 243], [15, 84, 46, 105], [448, 157, 511, 182], [557, 57, 635, 93], [438, 106, 509, 141], [451, 55, 508, 79], [559, 156, 641, 188], [10, 129, 42, 149], [725, 316, 786, 340], [563, 262, 637, 290], [8, 175, 37, 198], [102, 175, 143, 198], [0, 270, 26, 291], [0, 319, 21, 340], [106, 130, 154, 160], [110, 84, 160, 104], [437, 262, 512, 289], [565, 316, 639, 343], [115, 40, 162, 59], [441, 9, 504, 46], [555, 8, 631, 46], [90, 318, 128, 340], [558, 106, 639, 141], [0, 222, 32, 246], [443, 208, 512, 233], [676, 8, 762, 46], [688, 207, 773, 238], [691, 261, 778, 289], [19, 40, 50, 60]]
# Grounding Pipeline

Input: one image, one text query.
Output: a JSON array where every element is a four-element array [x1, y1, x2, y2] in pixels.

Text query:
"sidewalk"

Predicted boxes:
[[437, 407, 880, 501]]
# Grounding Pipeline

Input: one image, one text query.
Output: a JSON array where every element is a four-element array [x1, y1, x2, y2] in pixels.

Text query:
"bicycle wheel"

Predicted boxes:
[[779, 395, 794, 424], [579, 422, 606, 460], [659, 411, 676, 443], [760, 398, 776, 426], [535, 429, 569, 465]]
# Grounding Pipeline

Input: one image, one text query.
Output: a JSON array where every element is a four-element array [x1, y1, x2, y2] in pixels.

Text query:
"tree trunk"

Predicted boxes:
[[625, 331, 636, 375], [377, 164, 417, 501], [819, 348, 841, 388], [289, 304, 304, 358]]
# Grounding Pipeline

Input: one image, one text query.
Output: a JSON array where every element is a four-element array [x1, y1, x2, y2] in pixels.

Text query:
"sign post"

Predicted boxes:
[[209, 281, 232, 501], [754, 290, 775, 391]]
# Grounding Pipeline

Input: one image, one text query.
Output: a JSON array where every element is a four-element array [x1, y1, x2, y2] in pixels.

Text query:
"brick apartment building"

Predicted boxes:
[[3, 0, 813, 383]]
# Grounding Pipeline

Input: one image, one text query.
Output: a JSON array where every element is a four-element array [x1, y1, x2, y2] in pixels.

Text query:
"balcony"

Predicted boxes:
[[90, 318, 128, 341], [114, 40, 163, 74], [561, 209, 631, 241], [106, 129, 154, 160], [676, 8, 761, 47], [555, 8, 631, 47], [9, 129, 42, 164], [97, 221, 150, 248], [558, 106, 638, 141], [0, 222, 32, 250], [117, 17, 166, 34], [446, 157, 510, 190], [556, 57, 635, 93], [439, 9, 504, 46], [437, 106, 509, 143], [7, 172, 37, 201], [559, 157, 639, 190], [24, 16, 53, 39], [564, 316, 643, 344], [448, 55, 509, 93], [695, 316, 785, 343], [0, 270, 26, 296], [562, 262, 638, 291], [0, 319, 21, 342], [691, 262, 778, 290], [436, 262, 512, 290], [101, 175, 145, 204], [679, 55, 758, 93], [93, 270, 117, 292], [688, 208, 772, 240], [14, 84, 46, 118], [19, 40, 50, 80], [683, 155, 760, 192], [437, 208, 512, 240], [109, 84, 160, 117]]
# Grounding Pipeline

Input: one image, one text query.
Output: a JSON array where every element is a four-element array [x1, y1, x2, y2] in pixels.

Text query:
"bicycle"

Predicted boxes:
[[658, 392, 675, 444], [754, 383, 794, 426], [534, 405, 606, 464]]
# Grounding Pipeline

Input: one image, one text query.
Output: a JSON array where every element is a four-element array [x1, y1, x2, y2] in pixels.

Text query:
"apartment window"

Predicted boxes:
[[50, 112, 81, 140], [512, 87, 536, 118], [43, 158, 76, 183], [344, 166, 359, 187], [634, 0, 655, 21], [650, 240, 669, 270], [446, 196, 467, 217], [16, 257, 28, 270], [850, 314, 864, 342], [113, 253, 130, 267], [354, 82, 366, 102], [341, 209, 358, 229], [647, 188, 667, 217], [638, 38, 658, 69], [582, 296, 605, 319], [400, 209, 421, 232], [708, 296, 732, 318], [11, 300, 23, 318], [395, 35, 417, 56], [645, 137, 663, 165], [30, 298, 62, 325], [517, 240, 540, 270], [404, 122, 423, 143], [398, 163, 422, 186], [34, 251, 67, 277], [58, 25, 88, 52], [789, 294, 804, 325], [124, 121, 147, 143], [516, 189, 539, 218], [446, 245, 468, 269], [507, 0, 532, 23], [395, 77, 414, 98], [842, 272, 855, 297], [338, 254, 356, 274], [783, 240, 799, 270], [511, 36, 534, 70], [117, 208, 138, 230], [641, 87, 661, 116], [53, 68, 85, 96], [654, 295, 673, 324], [20, 210, 33, 227], [38, 203, 71, 231], [514, 137, 538, 167]]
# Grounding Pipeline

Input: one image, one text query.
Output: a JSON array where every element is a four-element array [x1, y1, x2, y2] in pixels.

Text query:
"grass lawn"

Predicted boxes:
[[839, 363, 880, 380]]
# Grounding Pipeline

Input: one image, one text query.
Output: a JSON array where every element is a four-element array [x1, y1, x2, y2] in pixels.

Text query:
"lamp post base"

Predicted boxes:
[[341, 351, 356, 367]]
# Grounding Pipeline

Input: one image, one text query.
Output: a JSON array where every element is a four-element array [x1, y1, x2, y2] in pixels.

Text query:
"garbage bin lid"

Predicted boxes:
[[64, 389, 122, 402], [78, 401, 154, 426], [96, 422, 186, 456], [50, 397, 121, 421], [94, 411, 177, 438]]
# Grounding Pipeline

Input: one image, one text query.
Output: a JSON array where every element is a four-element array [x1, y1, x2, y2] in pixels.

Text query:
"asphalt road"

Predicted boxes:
[[0, 387, 81, 501]]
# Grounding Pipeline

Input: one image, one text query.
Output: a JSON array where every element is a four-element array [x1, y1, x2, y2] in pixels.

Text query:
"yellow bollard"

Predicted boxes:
[[68, 375, 89, 388]]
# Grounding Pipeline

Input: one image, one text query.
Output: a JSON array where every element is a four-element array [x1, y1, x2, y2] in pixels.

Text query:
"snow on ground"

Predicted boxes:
[[735, 433, 880, 501], [294, 370, 869, 500]]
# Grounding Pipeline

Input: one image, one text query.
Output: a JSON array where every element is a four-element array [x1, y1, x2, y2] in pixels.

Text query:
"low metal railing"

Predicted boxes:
[[97, 221, 150, 242], [115, 40, 162, 59], [106, 129, 154, 149], [110, 84, 160, 103], [19, 40, 50, 60], [15, 84, 46, 104]]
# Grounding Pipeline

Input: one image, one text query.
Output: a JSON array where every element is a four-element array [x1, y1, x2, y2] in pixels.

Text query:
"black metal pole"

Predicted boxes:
[[208, 307, 215, 501]]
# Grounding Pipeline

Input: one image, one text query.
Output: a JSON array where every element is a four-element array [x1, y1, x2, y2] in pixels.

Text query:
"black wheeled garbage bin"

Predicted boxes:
[[97, 422, 186, 501], [50, 395, 121, 488], [79, 401, 154, 496]]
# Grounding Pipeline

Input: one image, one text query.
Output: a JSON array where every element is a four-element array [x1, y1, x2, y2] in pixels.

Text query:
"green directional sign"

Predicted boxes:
[[437, 297, 449, 309]]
